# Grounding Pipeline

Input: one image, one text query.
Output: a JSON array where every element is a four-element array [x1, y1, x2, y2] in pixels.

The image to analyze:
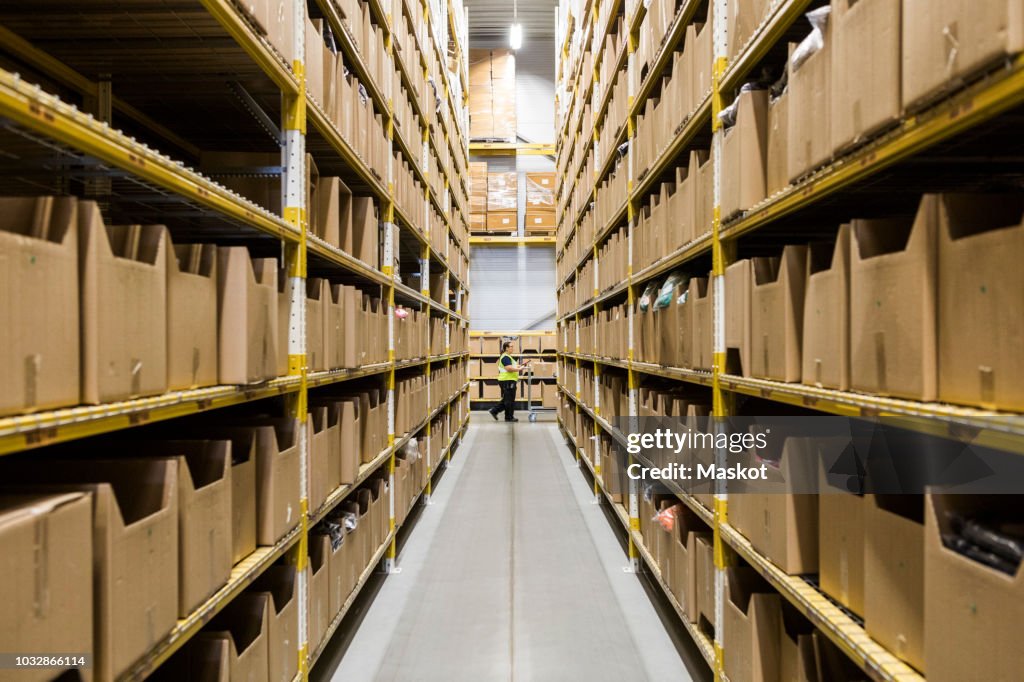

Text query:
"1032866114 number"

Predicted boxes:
[[1, 654, 90, 669]]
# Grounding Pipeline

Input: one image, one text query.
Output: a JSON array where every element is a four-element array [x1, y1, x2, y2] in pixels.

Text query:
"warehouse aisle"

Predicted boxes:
[[318, 413, 699, 682]]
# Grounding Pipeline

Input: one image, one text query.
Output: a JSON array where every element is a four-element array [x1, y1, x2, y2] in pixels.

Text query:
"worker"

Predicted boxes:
[[489, 340, 531, 422]]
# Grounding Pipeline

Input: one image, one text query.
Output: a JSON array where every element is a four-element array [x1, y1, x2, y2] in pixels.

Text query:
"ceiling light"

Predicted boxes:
[[510, 23, 523, 50]]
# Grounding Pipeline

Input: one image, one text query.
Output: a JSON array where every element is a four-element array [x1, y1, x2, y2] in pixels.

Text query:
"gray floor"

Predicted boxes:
[[320, 412, 697, 682]]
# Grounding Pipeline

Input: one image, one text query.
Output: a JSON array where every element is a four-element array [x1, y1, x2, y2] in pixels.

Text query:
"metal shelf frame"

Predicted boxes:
[[0, 2, 471, 681], [552, 0, 1024, 677]]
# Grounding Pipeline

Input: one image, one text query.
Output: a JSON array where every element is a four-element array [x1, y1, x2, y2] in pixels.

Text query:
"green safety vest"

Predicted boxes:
[[497, 353, 518, 381]]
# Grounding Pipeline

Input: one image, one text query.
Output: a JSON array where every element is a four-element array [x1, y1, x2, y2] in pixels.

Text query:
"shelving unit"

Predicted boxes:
[[553, 0, 1024, 679], [0, 0, 471, 679], [469, 331, 559, 408]]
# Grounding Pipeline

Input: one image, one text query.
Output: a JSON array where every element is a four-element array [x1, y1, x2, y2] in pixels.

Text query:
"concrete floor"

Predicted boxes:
[[315, 411, 703, 682]]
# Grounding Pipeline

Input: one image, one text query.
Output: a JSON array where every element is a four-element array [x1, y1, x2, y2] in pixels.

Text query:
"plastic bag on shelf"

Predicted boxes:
[[638, 282, 659, 312], [790, 6, 832, 72], [654, 270, 689, 309], [654, 504, 679, 531]]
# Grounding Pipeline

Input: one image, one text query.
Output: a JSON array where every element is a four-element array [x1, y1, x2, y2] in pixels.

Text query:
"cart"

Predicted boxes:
[[524, 362, 556, 423]]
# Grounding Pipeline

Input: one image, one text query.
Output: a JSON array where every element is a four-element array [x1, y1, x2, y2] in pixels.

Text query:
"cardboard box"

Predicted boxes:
[[819, 463, 865, 616], [832, 0, 901, 152], [217, 246, 279, 384], [850, 198, 937, 400], [347, 196, 378, 268], [200, 593, 269, 682], [167, 243, 218, 390], [723, 566, 783, 682], [186, 417, 299, 550], [322, 516, 355, 615], [902, 0, 1024, 110], [726, 0, 769, 59], [308, 408, 330, 513], [249, 418, 302, 545], [721, 88, 769, 219], [112, 440, 232, 617], [481, 336, 501, 355], [3, 458, 178, 679], [487, 172, 518, 212], [937, 194, 1024, 410], [729, 437, 818, 574], [315, 177, 349, 250], [0, 196, 80, 416], [690, 276, 713, 370], [780, 605, 818, 682], [277, 269, 292, 377], [470, 213, 487, 232], [482, 381, 501, 400], [696, 532, 716, 630], [325, 283, 359, 369], [787, 20, 832, 181], [210, 431, 257, 565], [750, 245, 807, 382], [0, 492, 93, 682], [486, 209, 515, 232], [305, 14, 324, 110], [766, 90, 790, 197], [802, 225, 851, 390], [525, 211, 556, 230], [670, 510, 709, 624], [80, 210, 168, 403], [338, 398, 359, 484], [725, 260, 751, 376], [525, 173, 556, 208], [265, 0, 296, 64], [306, 278, 326, 371], [924, 492, 1024, 682], [864, 494, 924, 671], [249, 564, 298, 682], [307, 533, 330, 652]]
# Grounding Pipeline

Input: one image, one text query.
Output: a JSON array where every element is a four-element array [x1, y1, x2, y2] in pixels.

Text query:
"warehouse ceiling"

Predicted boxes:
[[466, 0, 558, 39]]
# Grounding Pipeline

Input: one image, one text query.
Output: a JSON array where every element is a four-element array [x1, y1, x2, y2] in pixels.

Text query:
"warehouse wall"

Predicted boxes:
[[468, 38, 557, 331], [469, 246, 556, 330], [472, 36, 556, 160]]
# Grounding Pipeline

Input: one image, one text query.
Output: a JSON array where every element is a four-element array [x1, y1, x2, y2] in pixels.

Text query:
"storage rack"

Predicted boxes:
[[553, 0, 1024, 680], [0, 0, 471, 678], [469, 330, 559, 409]]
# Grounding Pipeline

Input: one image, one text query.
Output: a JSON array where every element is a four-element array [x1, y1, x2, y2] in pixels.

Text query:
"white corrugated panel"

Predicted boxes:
[[469, 246, 556, 330]]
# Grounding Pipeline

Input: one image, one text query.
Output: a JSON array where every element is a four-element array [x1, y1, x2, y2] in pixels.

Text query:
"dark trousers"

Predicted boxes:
[[494, 380, 517, 420]]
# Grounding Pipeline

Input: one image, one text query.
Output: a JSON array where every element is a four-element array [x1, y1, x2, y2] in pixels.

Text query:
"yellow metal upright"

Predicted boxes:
[[281, 0, 309, 677]]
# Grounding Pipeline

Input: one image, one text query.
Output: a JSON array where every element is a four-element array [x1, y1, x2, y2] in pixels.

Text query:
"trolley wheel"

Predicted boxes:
[[529, 413, 538, 423]]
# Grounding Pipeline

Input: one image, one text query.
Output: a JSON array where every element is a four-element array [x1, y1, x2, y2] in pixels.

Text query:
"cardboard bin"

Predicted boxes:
[[750, 245, 808, 382], [0, 196, 80, 416], [0, 491, 93, 682], [723, 566, 783, 682], [849, 197, 937, 400], [217, 246, 279, 385], [80, 209, 168, 403], [199, 593, 270, 682], [937, 194, 1024, 410], [167, 242, 218, 390], [865, 494, 925, 672], [249, 564, 298, 682], [802, 225, 851, 390]]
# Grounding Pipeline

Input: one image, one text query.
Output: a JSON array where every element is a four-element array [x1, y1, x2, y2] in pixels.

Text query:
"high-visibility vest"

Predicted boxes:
[[497, 353, 518, 381]]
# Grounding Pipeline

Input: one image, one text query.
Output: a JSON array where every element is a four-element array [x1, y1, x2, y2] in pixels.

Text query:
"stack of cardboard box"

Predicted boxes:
[[468, 49, 517, 140], [470, 162, 488, 232], [525, 173, 557, 233], [487, 172, 518, 232]]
